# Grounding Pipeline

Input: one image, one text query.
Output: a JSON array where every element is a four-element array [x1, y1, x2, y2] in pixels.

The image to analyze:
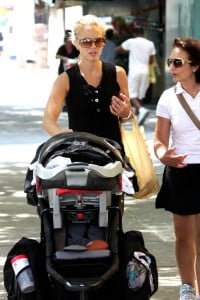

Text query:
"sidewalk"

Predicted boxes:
[[0, 67, 180, 299], [0, 164, 180, 300], [124, 196, 180, 300]]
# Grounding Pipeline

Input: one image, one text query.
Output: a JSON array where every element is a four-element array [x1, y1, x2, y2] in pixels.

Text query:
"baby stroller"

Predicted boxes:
[[33, 131, 133, 300]]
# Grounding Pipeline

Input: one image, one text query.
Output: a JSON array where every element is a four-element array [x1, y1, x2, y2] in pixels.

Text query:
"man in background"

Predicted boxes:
[[100, 28, 116, 65], [116, 27, 157, 125]]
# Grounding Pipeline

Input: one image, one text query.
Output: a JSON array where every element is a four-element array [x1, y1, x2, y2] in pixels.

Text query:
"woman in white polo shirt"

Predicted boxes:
[[154, 37, 200, 300]]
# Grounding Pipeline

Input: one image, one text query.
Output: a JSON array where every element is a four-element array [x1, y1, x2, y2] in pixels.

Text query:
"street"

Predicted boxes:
[[0, 65, 180, 299]]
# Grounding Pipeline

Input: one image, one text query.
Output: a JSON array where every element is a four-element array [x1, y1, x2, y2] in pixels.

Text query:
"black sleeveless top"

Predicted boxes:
[[65, 62, 123, 147]]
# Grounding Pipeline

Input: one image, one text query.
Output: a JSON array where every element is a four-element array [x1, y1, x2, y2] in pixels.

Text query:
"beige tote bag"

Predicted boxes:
[[121, 116, 159, 199]]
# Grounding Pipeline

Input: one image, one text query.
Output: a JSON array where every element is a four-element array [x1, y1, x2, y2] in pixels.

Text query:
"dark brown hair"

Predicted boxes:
[[173, 37, 200, 82]]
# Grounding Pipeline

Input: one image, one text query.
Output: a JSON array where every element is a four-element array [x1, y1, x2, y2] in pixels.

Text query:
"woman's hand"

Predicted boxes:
[[110, 93, 132, 119], [159, 146, 188, 168], [62, 128, 73, 133]]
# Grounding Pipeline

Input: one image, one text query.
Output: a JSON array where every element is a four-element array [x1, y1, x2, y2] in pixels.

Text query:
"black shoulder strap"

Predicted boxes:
[[174, 86, 200, 129], [102, 62, 116, 81], [66, 63, 80, 80]]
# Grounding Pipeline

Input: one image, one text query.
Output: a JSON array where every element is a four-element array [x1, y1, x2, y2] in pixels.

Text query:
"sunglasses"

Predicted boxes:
[[79, 37, 106, 48], [167, 58, 192, 68]]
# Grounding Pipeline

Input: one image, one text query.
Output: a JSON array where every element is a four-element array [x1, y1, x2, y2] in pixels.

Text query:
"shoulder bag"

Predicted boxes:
[[175, 88, 200, 129], [121, 116, 160, 199]]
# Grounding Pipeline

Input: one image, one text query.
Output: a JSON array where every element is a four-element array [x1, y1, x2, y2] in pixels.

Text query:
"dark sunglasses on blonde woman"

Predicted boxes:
[[79, 37, 106, 48], [167, 58, 192, 68]]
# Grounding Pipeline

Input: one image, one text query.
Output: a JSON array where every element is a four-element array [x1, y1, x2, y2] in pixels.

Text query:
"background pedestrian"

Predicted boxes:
[[100, 28, 116, 65], [56, 30, 79, 75], [116, 27, 158, 125]]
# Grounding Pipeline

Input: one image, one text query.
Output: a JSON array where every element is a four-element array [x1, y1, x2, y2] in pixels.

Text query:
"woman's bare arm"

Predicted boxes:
[[42, 72, 72, 136]]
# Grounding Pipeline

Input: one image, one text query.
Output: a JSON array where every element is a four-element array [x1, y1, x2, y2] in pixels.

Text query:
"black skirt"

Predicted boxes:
[[156, 164, 200, 215]]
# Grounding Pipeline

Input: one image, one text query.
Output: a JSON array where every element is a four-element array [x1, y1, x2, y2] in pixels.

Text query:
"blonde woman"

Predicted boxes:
[[43, 14, 133, 153]]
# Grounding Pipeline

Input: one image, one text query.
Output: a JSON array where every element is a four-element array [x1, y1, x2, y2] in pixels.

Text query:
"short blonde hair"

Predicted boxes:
[[73, 14, 105, 40]]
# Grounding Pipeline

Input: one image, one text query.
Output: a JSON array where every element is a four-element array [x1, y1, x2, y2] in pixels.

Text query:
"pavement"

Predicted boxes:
[[0, 64, 180, 299]]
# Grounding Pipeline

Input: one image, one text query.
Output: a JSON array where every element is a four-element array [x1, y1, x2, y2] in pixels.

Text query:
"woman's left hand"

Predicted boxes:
[[110, 93, 132, 118]]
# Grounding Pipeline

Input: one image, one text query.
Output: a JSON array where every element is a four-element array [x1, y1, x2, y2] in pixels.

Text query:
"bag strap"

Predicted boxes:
[[174, 87, 200, 129]]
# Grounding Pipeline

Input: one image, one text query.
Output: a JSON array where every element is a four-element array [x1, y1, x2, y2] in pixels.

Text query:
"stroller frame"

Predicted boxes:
[[35, 132, 128, 300]]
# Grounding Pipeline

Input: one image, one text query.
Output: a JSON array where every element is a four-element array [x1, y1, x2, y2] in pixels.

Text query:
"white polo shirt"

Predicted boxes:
[[156, 82, 200, 164]]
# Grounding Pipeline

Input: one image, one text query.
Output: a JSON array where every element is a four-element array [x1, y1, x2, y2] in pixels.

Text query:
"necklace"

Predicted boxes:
[[80, 70, 102, 87], [191, 88, 200, 98], [184, 86, 200, 98], [79, 61, 102, 87]]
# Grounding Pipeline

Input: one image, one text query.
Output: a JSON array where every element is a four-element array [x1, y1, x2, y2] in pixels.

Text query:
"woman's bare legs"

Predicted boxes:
[[173, 214, 196, 289]]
